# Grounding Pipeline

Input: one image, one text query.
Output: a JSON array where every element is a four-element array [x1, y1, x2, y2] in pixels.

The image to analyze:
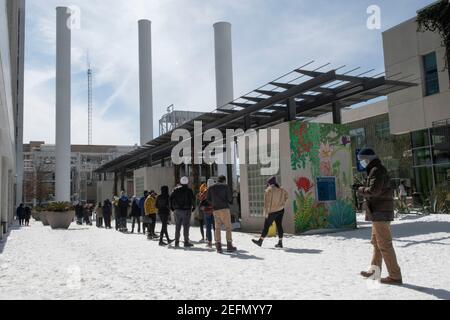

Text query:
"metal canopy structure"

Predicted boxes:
[[95, 64, 417, 174]]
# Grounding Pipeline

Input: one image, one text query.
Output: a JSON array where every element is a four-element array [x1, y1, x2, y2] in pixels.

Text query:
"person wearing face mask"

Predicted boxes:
[[356, 148, 403, 286]]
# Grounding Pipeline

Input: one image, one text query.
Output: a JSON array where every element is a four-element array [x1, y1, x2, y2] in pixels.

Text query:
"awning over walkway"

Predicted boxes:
[[95, 64, 416, 174]]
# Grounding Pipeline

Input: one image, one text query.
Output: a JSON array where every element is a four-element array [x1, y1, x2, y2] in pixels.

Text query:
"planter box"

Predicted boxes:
[[32, 212, 41, 221], [47, 211, 75, 230], [40, 212, 50, 226]]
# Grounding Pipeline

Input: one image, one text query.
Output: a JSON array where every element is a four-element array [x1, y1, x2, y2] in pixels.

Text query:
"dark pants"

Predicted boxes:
[[97, 217, 103, 227], [104, 215, 112, 228], [261, 210, 284, 239], [83, 216, 92, 225], [159, 213, 170, 242], [149, 214, 157, 235], [175, 209, 191, 243], [25, 218, 30, 226], [204, 214, 215, 242], [131, 216, 141, 233], [199, 218, 205, 240]]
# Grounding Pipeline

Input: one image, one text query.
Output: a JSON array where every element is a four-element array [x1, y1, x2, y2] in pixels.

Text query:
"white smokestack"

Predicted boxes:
[[55, 7, 71, 202], [138, 19, 154, 145], [214, 22, 236, 184], [214, 22, 234, 109]]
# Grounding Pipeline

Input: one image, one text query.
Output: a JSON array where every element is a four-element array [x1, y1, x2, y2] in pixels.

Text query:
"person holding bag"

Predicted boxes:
[[252, 177, 288, 249]]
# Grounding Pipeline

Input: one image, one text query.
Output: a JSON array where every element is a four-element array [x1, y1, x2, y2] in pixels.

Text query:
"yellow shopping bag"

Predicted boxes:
[[268, 222, 277, 238]]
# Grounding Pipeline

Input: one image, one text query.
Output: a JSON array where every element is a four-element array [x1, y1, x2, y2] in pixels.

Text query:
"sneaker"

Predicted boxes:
[[184, 242, 194, 248], [227, 242, 237, 253], [252, 239, 263, 247], [159, 241, 168, 246], [380, 277, 403, 286]]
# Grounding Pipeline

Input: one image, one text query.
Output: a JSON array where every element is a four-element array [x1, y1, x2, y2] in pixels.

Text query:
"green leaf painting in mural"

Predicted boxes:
[[290, 122, 321, 177], [327, 200, 356, 229]]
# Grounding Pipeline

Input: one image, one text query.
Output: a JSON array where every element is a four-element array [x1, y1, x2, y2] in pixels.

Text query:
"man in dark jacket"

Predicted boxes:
[[356, 148, 402, 285], [118, 191, 130, 232], [103, 199, 112, 229], [169, 177, 196, 248], [16, 204, 25, 226], [75, 202, 84, 225], [207, 175, 237, 253]]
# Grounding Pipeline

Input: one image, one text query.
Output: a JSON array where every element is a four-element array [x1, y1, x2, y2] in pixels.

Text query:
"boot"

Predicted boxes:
[[174, 241, 180, 248], [227, 242, 237, 253], [207, 241, 213, 248], [275, 240, 283, 249], [167, 238, 175, 245], [216, 243, 223, 254], [380, 277, 403, 286], [159, 241, 168, 246], [184, 242, 194, 248], [252, 239, 263, 247]]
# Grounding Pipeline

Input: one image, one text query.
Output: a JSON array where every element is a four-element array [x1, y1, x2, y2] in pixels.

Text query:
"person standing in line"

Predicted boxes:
[[156, 186, 174, 246], [199, 181, 215, 248], [103, 199, 112, 229], [170, 177, 196, 248], [207, 175, 237, 254], [95, 202, 104, 228], [139, 191, 149, 234], [16, 204, 25, 226], [24, 206, 31, 226], [118, 192, 130, 232], [75, 202, 84, 225], [83, 202, 93, 226], [144, 191, 158, 239], [356, 148, 403, 286], [196, 184, 206, 244], [252, 177, 289, 249], [130, 196, 142, 234]]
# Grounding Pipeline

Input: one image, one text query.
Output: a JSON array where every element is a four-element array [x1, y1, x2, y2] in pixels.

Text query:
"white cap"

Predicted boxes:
[[180, 176, 189, 185]]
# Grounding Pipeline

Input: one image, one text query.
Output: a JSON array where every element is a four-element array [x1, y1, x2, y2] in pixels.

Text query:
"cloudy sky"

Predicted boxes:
[[23, 0, 434, 146]]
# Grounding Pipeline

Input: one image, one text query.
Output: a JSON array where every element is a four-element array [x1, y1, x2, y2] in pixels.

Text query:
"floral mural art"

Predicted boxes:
[[290, 122, 356, 234]]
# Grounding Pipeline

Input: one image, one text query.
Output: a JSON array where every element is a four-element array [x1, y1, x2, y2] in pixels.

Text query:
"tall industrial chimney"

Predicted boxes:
[[138, 19, 154, 145], [214, 22, 234, 109], [55, 7, 72, 202], [214, 22, 237, 185]]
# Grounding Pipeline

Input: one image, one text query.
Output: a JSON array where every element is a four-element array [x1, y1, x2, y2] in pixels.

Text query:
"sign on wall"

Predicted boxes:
[[316, 177, 337, 202]]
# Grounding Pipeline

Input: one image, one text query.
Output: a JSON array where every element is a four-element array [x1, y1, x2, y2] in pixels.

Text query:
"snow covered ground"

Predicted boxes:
[[1, 214, 450, 300]]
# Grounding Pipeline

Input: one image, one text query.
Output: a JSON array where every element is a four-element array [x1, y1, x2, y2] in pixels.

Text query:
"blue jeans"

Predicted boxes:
[[204, 214, 215, 242]]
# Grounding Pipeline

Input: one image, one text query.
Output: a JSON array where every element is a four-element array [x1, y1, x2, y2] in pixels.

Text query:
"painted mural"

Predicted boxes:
[[290, 122, 356, 234]]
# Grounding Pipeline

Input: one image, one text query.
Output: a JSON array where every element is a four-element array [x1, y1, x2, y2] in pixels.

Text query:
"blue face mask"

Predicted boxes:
[[360, 159, 370, 169]]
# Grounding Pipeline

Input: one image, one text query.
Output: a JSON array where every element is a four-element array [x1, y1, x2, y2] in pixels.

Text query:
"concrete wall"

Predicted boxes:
[[96, 180, 115, 204], [134, 166, 176, 197], [0, 0, 18, 238], [383, 18, 450, 134]]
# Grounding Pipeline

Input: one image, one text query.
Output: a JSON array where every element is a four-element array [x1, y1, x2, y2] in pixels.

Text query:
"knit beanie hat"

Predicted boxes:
[[358, 148, 378, 161]]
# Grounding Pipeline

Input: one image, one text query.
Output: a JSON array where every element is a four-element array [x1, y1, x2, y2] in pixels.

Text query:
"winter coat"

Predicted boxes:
[[264, 185, 289, 217], [96, 207, 103, 218], [131, 200, 141, 217], [144, 196, 158, 216], [75, 204, 84, 218], [16, 206, 25, 219], [170, 186, 196, 211], [156, 195, 171, 215], [25, 207, 32, 219], [198, 191, 213, 217], [357, 158, 394, 222], [207, 183, 232, 211], [118, 197, 129, 217], [103, 201, 112, 217]]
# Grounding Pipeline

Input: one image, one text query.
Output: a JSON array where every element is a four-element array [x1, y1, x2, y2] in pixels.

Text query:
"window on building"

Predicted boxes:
[[423, 52, 440, 96], [350, 128, 366, 147], [375, 121, 390, 139], [413, 148, 432, 166], [412, 130, 430, 148]]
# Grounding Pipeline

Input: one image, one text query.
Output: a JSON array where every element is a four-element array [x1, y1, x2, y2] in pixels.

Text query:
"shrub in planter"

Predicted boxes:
[[32, 207, 43, 221], [46, 202, 75, 230]]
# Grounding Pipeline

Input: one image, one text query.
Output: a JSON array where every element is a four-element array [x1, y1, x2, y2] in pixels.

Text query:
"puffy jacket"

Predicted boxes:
[[207, 183, 232, 211], [144, 196, 158, 215], [156, 195, 171, 215], [358, 159, 394, 222], [170, 186, 196, 211], [264, 185, 289, 216], [118, 197, 129, 217]]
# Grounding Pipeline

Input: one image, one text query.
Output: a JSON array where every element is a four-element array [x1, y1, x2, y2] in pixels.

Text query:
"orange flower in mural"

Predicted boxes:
[[296, 177, 314, 193]]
